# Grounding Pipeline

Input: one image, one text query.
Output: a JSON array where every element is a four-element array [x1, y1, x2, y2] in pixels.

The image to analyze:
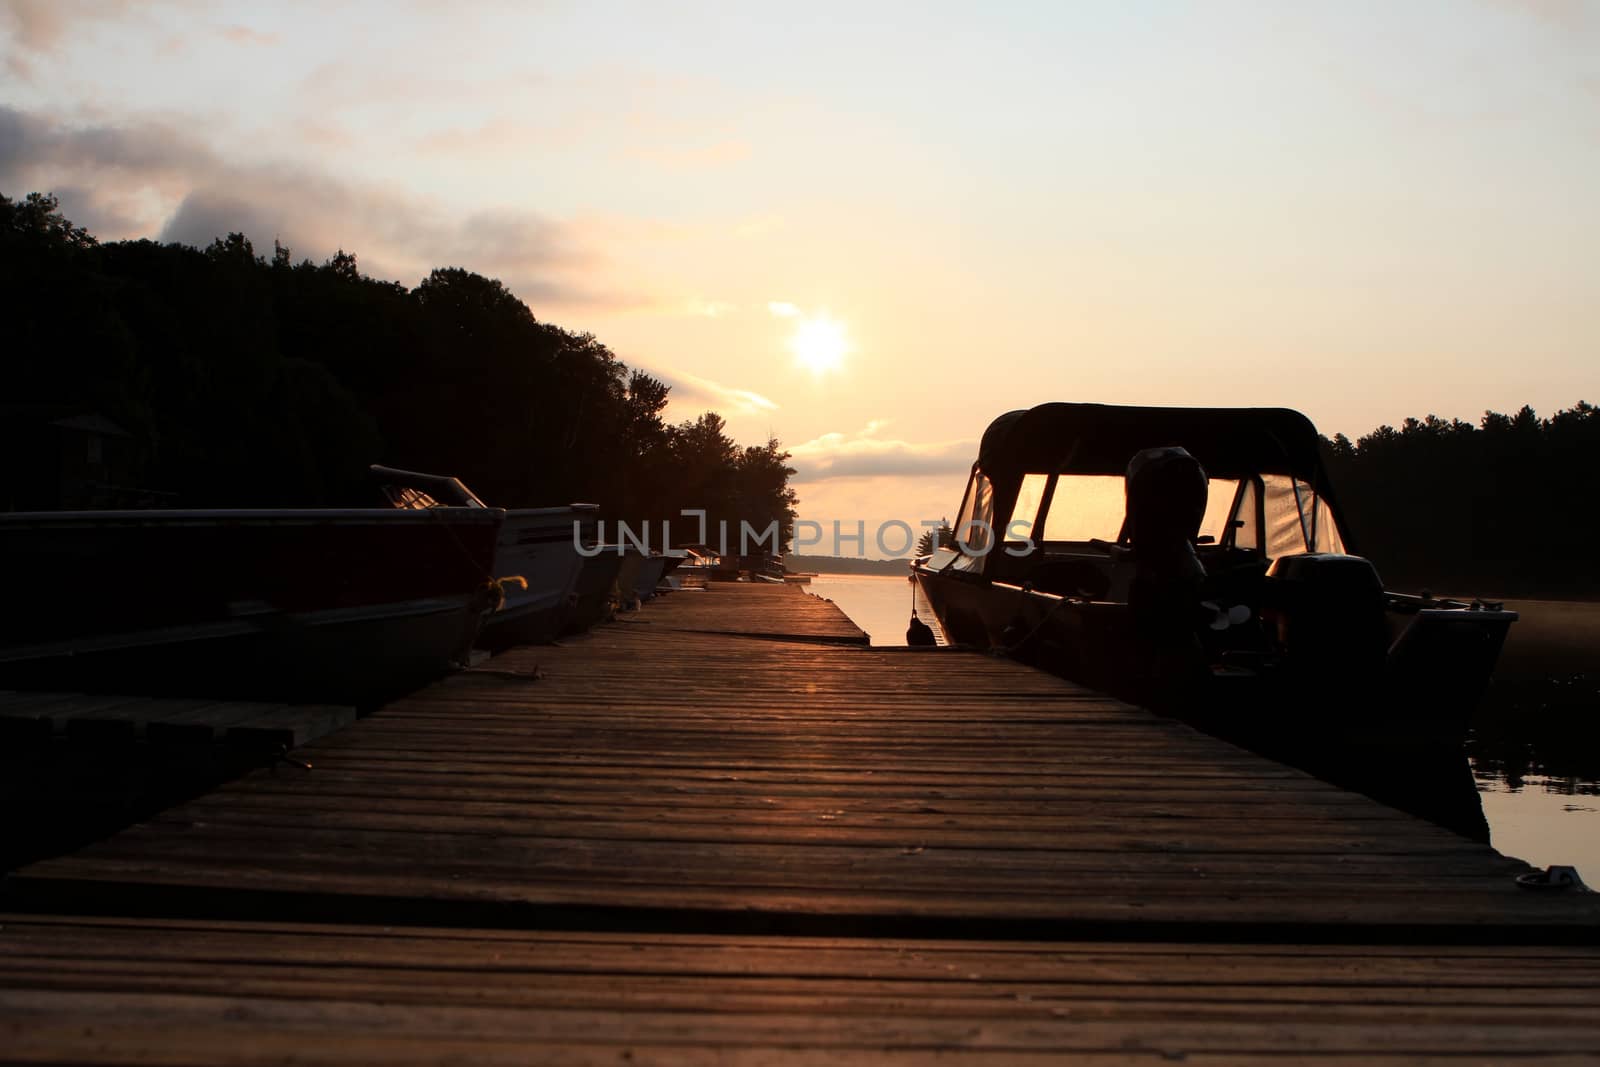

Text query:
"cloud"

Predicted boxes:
[[767, 301, 799, 318], [628, 139, 752, 172], [1483, 0, 1595, 30], [415, 118, 551, 158], [789, 422, 975, 480], [646, 366, 778, 417], [0, 104, 213, 179], [1, 0, 139, 52], [734, 215, 783, 238], [0, 104, 635, 311], [682, 299, 736, 318], [158, 189, 281, 247], [217, 24, 280, 47], [1, 0, 174, 78]]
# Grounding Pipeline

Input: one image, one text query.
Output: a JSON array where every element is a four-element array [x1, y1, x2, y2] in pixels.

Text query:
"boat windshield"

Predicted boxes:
[[1040, 475, 1124, 542], [1025, 472, 1345, 556], [955, 471, 995, 552], [1262, 473, 1346, 556]]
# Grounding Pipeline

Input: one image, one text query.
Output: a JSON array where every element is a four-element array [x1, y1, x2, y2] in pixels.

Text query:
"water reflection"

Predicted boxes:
[[1468, 669, 1600, 879], [1469, 675, 1600, 787], [808, 573, 944, 647]]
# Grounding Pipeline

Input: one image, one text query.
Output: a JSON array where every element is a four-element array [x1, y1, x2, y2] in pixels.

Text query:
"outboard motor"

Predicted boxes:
[[1261, 553, 1388, 685], [1125, 446, 1209, 640], [1124, 448, 1210, 709]]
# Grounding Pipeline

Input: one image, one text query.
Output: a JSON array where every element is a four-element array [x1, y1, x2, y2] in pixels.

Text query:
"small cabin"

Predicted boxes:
[[0, 406, 149, 510]]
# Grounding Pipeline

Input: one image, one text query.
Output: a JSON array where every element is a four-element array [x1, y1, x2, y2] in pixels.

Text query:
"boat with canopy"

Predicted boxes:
[[913, 403, 1517, 748]]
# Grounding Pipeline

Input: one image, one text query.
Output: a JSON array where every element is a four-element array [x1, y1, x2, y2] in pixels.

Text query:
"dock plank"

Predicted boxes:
[[3, 916, 1599, 1065], [623, 582, 869, 644], [12, 604, 1599, 937]]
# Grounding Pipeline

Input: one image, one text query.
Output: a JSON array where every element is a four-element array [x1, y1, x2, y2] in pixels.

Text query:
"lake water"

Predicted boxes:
[[809, 573, 1600, 883]]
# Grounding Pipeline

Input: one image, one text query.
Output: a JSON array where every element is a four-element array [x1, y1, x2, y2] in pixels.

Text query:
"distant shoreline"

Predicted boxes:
[[789, 554, 910, 577]]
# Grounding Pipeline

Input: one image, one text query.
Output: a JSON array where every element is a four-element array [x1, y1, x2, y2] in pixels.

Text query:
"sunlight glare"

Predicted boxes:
[[789, 315, 850, 375]]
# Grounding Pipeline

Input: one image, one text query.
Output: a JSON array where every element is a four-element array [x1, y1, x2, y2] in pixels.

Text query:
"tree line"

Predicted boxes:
[[0, 193, 797, 546], [1323, 404, 1598, 598]]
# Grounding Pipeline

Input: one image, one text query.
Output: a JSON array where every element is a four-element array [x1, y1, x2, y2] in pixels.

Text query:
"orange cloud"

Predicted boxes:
[[789, 422, 975, 480], [0, 104, 644, 312]]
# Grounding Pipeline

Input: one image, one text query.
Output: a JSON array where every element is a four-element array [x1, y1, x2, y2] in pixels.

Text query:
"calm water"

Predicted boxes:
[[810, 574, 1600, 882], [809, 573, 944, 648]]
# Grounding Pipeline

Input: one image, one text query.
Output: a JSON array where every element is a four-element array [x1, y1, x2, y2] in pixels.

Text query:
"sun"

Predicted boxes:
[[788, 315, 849, 375]]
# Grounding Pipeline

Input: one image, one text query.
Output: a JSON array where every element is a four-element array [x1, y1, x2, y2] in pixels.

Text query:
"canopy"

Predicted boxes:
[[964, 402, 1356, 557], [978, 404, 1332, 483]]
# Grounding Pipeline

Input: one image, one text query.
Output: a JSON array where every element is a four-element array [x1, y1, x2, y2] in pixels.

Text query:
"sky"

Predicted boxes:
[[3, 0, 1597, 551]]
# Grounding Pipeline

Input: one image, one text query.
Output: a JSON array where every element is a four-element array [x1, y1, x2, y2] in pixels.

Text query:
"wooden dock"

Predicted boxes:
[[4, 583, 1599, 1062]]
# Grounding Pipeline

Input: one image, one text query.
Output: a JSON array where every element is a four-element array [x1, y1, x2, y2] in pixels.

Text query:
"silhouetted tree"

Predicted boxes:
[[1324, 401, 1600, 596], [915, 519, 955, 556], [0, 190, 798, 533], [1, 192, 96, 248]]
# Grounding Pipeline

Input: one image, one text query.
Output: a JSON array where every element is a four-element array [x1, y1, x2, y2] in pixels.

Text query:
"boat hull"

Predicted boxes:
[[0, 508, 503, 704], [914, 563, 1514, 747], [562, 552, 625, 634], [477, 508, 591, 649], [632, 557, 668, 602]]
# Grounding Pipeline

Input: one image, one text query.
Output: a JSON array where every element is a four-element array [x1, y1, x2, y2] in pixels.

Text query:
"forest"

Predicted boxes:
[[1324, 403, 1598, 598], [0, 193, 797, 545]]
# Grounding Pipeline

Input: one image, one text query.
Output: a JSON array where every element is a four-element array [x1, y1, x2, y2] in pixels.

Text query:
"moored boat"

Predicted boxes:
[[670, 546, 718, 589], [372, 465, 598, 648], [637, 555, 668, 600], [0, 506, 504, 703], [563, 550, 625, 633], [913, 403, 1517, 750]]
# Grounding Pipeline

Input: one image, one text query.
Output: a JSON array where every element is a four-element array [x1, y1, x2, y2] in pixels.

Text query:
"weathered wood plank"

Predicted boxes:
[[3, 917, 1599, 1065], [621, 583, 870, 644], [9, 586, 1599, 939]]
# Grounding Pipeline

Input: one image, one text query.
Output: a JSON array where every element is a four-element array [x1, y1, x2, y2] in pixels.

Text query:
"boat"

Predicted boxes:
[[629, 553, 669, 604], [0, 506, 505, 704], [612, 551, 645, 608], [670, 546, 719, 589], [372, 465, 600, 648], [912, 403, 1517, 750], [657, 552, 687, 591], [716, 553, 790, 583], [562, 549, 625, 633]]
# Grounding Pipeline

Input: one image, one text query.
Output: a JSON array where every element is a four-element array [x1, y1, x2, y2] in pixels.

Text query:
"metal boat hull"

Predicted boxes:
[[477, 508, 590, 649], [562, 552, 625, 635], [632, 557, 668, 602], [915, 563, 1514, 747], [0, 508, 503, 703]]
